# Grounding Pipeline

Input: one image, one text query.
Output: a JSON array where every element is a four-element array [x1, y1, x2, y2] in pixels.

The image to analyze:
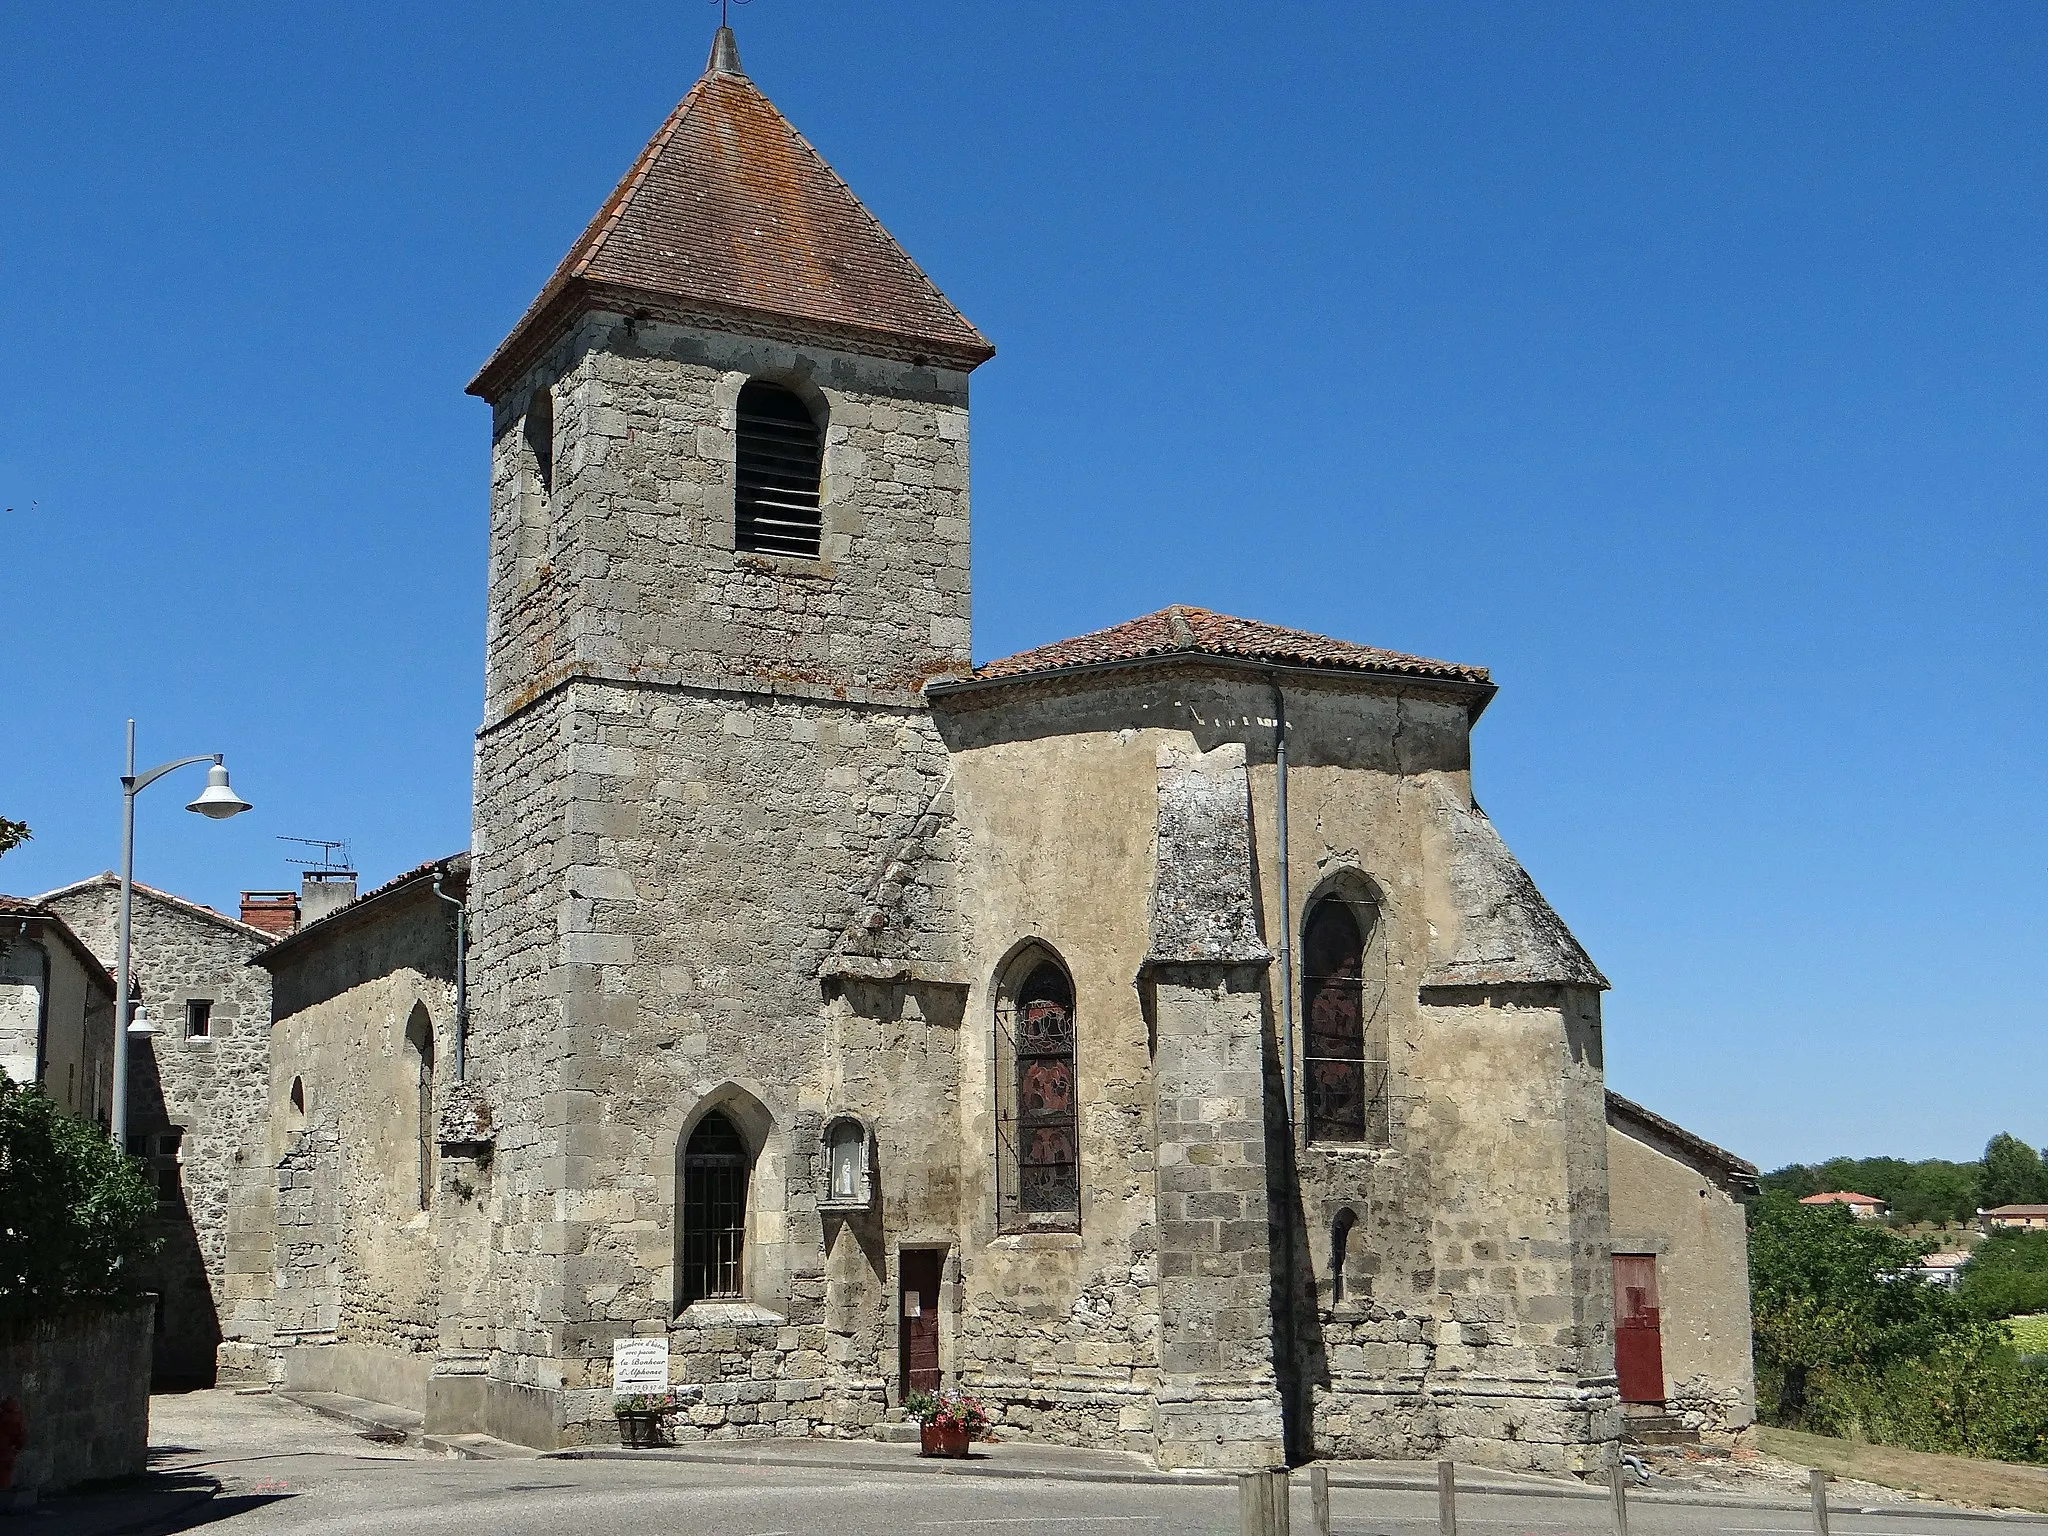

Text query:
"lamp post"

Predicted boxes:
[[111, 719, 251, 1148]]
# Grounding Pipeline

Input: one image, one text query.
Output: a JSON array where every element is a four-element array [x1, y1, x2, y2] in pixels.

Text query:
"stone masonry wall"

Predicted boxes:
[[0, 1304, 152, 1493], [483, 316, 972, 724], [43, 881, 274, 1385]]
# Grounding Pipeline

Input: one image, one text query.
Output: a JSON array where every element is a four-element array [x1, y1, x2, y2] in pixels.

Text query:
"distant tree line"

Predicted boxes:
[[1762, 1133, 2048, 1225]]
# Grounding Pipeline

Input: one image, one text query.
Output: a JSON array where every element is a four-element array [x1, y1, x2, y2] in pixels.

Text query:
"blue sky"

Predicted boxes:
[[3, 4, 2042, 1170]]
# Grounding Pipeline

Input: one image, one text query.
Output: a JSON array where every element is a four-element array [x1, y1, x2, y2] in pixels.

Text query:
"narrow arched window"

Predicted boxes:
[[997, 954, 1079, 1231], [734, 380, 822, 559], [523, 386, 554, 497], [1330, 1207, 1357, 1304], [1304, 899, 1369, 1143], [404, 1005, 434, 1211], [287, 1075, 307, 1129], [682, 1110, 750, 1305]]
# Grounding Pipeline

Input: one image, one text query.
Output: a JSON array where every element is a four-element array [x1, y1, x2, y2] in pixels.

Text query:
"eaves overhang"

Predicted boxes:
[[925, 651, 1499, 723]]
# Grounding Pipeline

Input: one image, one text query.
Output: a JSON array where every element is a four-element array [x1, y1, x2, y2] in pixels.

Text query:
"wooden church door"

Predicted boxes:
[[899, 1249, 943, 1396], [1612, 1253, 1666, 1404]]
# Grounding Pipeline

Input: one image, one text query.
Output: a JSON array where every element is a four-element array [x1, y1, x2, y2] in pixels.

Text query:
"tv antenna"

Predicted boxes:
[[279, 836, 355, 878]]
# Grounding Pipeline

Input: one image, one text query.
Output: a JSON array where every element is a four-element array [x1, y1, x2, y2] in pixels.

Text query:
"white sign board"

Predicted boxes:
[[612, 1337, 670, 1397]]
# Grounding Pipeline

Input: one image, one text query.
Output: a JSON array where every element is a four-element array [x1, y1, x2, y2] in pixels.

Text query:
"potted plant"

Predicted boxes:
[[904, 1389, 987, 1458], [612, 1391, 680, 1448]]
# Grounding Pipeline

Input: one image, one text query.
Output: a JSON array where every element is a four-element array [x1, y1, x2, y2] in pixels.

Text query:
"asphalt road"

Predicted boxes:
[[137, 1393, 2048, 1536]]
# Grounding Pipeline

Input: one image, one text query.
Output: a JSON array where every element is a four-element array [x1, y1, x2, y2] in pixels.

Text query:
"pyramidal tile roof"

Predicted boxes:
[[471, 28, 992, 398], [957, 606, 1492, 688]]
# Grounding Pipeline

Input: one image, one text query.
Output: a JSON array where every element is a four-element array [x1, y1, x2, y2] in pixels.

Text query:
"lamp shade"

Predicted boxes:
[[186, 763, 252, 819]]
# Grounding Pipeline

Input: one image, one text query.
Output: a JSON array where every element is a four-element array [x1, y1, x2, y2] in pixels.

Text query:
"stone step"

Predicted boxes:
[[873, 1420, 921, 1444], [1623, 1411, 1699, 1446]]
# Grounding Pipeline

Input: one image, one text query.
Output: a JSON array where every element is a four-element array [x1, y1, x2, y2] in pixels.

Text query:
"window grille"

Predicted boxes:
[[823, 1117, 870, 1207], [734, 380, 822, 558], [682, 1110, 750, 1304], [1303, 898, 1391, 1145], [996, 958, 1079, 1231]]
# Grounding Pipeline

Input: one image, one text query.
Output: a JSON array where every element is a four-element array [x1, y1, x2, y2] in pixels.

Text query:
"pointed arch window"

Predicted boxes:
[[996, 953, 1079, 1231], [681, 1110, 750, 1305], [403, 1005, 434, 1211], [735, 380, 822, 558], [1303, 896, 1390, 1144]]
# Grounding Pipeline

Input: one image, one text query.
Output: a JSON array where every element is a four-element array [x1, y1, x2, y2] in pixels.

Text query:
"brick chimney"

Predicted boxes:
[[299, 871, 358, 927], [239, 890, 300, 937]]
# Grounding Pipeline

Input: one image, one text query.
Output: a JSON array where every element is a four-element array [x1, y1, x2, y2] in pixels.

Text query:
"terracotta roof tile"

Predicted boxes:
[[961, 605, 1490, 688], [1801, 1191, 1885, 1207], [471, 30, 991, 398]]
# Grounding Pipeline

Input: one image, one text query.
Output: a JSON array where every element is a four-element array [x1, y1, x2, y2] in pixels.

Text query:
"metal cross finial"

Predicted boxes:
[[712, 0, 753, 26]]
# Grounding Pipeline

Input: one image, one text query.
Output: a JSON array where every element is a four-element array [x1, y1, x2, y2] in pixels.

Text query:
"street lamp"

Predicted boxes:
[[111, 718, 251, 1148]]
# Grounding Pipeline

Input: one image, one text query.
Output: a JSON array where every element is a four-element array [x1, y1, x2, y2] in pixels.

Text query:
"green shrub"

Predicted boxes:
[[1751, 1193, 2048, 1464], [1962, 1232, 2048, 1322], [0, 1077, 159, 1330]]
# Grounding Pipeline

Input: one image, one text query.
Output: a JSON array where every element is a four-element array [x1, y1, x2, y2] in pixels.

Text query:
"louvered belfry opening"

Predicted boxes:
[[681, 1110, 750, 1305], [735, 379, 822, 558]]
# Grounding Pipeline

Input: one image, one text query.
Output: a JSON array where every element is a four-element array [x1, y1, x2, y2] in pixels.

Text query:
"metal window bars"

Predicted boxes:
[[682, 1112, 750, 1304]]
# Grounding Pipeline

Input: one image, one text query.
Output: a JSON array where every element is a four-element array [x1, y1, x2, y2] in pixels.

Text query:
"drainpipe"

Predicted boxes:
[[431, 868, 468, 1081], [1272, 682, 1295, 1130]]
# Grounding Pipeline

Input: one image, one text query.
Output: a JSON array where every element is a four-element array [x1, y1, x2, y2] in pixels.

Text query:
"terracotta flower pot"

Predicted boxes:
[[919, 1420, 970, 1458]]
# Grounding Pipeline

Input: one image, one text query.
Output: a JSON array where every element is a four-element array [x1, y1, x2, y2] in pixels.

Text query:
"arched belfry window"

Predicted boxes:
[[995, 952, 1080, 1231], [734, 380, 822, 559], [1303, 895, 1390, 1144], [681, 1110, 750, 1305]]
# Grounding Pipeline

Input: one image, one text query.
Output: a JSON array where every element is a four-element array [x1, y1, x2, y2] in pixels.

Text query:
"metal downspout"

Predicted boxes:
[[1273, 683, 1295, 1128], [432, 870, 468, 1081]]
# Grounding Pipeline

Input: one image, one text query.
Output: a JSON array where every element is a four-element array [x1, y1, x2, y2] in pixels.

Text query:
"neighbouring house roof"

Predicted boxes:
[[470, 27, 992, 400], [1916, 1251, 1970, 1270], [1801, 1191, 1886, 1208], [1985, 1204, 2048, 1218], [1605, 1090, 1759, 1188], [943, 605, 1493, 694], [36, 871, 280, 947], [0, 897, 117, 996], [1423, 786, 1608, 990], [251, 853, 468, 971]]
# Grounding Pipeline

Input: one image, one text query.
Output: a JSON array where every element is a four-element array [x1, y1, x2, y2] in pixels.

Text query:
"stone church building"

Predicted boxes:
[[221, 27, 1753, 1471]]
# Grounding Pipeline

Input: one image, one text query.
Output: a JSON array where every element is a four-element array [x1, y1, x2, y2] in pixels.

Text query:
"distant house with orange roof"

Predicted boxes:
[[1801, 1191, 1887, 1219], [1983, 1204, 2048, 1231]]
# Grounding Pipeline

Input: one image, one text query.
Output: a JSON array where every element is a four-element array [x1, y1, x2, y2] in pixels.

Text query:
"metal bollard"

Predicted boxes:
[[1810, 1468, 1831, 1536], [1438, 1459, 1457, 1536], [1310, 1463, 1330, 1536], [1609, 1455, 1630, 1536], [1238, 1467, 1291, 1536]]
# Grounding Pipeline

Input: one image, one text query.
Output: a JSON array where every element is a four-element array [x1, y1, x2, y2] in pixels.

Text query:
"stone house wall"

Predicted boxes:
[[1606, 1118, 1758, 1443], [0, 1304, 152, 1494], [224, 878, 459, 1412], [0, 924, 112, 1124], [41, 879, 275, 1386]]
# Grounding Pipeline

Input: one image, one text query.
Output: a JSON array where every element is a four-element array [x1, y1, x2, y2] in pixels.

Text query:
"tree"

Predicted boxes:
[[1983, 1134, 2048, 1210], [0, 818, 26, 860], [0, 1077, 159, 1330], [1749, 1191, 1964, 1425]]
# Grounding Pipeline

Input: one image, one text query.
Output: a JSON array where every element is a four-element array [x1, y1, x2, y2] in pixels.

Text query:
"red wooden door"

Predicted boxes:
[[899, 1250, 943, 1396], [1613, 1254, 1666, 1405]]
